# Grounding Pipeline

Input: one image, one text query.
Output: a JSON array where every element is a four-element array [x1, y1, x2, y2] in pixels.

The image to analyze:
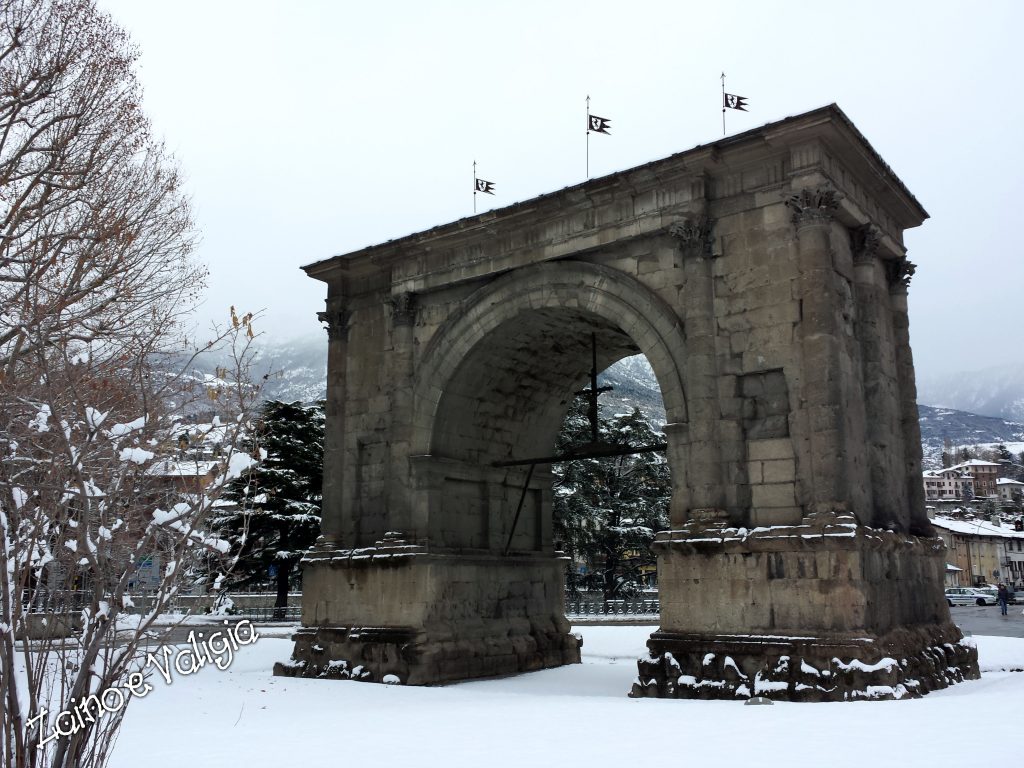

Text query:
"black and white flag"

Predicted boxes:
[[588, 114, 611, 134], [475, 178, 495, 195], [723, 93, 748, 111]]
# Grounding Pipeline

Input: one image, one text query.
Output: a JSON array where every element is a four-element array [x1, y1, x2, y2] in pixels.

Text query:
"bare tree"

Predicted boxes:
[[0, 2, 259, 767], [0, 0, 201, 375]]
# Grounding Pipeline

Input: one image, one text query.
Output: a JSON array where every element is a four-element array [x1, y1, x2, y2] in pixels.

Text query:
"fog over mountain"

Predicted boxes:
[[917, 363, 1024, 423], [245, 338, 328, 404], [185, 335, 1024, 470]]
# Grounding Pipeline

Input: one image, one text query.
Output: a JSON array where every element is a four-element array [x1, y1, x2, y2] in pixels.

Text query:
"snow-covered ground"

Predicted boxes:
[[110, 626, 1024, 768]]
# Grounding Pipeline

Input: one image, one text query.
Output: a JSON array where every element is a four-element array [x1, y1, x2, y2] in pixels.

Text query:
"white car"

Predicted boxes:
[[976, 586, 1017, 605], [945, 587, 996, 606]]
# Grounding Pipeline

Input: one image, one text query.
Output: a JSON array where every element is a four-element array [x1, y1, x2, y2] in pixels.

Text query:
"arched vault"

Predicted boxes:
[[413, 259, 688, 464]]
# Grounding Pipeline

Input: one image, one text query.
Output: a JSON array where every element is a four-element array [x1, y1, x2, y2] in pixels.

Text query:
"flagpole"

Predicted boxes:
[[721, 72, 726, 136], [473, 159, 477, 214], [586, 95, 590, 179]]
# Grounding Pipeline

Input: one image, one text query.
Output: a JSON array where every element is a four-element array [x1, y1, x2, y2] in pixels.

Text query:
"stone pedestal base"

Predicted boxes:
[[274, 539, 580, 685], [631, 517, 980, 701], [631, 625, 976, 701]]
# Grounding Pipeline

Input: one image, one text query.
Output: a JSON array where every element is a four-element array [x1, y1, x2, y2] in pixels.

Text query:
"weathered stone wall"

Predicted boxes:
[[315, 146, 920, 545], [655, 518, 948, 636], [289, 105, 976, 697], [286, 539, 577, 684], [639, 515, 975, 701]]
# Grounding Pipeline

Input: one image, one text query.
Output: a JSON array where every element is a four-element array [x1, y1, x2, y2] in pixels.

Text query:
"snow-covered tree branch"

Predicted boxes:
[[0, 2, 262, 766]]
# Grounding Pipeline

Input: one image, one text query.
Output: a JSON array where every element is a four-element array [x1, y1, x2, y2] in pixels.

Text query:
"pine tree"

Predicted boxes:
[[216, 400, 324, 615], [553, 402, 670, 599], [995, 443, 1016, 479], [961, 482, 974, 506]]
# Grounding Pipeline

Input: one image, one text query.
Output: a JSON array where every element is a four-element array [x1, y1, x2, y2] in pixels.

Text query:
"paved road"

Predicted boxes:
[[951, 604, 1024, 638]]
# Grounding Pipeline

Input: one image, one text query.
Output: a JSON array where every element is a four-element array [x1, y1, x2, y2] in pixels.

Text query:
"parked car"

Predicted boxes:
[[944, 587, 998, 606], [977, 586, 1017, 605]]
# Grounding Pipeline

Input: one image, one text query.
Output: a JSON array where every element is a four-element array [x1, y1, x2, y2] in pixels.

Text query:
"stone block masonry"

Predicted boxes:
[[634, 516, 978, 700], [281, 105, 978, 698]]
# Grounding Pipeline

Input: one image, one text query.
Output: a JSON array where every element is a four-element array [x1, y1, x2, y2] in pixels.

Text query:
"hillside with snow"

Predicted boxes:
[[182, 336, 1024, 467], [918, 362, 1024, 422], [918, 404, 1024, 468]]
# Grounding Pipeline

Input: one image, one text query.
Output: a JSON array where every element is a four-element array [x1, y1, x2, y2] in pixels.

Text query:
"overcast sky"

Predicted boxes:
[[98, 0, 1022, 382]]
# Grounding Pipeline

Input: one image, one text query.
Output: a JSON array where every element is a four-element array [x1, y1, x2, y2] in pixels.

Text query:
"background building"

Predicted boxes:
[[923, 468, 973, 501], [931, 516, 1024, 589], [950, 459, 1000, 498]]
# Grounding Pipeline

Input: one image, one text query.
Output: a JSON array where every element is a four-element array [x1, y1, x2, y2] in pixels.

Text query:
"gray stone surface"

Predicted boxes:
[[282, 104, 978, 698]]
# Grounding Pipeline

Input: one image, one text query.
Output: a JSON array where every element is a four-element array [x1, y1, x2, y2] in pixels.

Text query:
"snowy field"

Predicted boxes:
[[110, 626, 1024, 768]]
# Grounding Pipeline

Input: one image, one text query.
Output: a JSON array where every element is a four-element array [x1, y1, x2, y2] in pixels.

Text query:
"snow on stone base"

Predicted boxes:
[[630, 630, 979, 702]]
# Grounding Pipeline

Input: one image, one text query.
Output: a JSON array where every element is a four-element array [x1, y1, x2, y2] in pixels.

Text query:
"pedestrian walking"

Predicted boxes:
[[997, 583, 1010, 616]]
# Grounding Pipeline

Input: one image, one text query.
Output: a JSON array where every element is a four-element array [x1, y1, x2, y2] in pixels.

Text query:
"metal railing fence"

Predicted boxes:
[[564, 598, 659, 617]]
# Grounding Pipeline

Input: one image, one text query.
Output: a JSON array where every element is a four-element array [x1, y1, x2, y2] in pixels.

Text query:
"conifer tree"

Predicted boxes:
[[553, 402, 670, 599], [216, 400, 324, 615]]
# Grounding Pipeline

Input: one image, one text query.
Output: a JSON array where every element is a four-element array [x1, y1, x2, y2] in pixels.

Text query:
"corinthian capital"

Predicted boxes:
[[668, 216, 712, 259], [885, 256, 916, 291], [851, 224, 881, 264], [389, 292, 417, 327], [317, 308, 349, 341], [786, 187, 842, 227]]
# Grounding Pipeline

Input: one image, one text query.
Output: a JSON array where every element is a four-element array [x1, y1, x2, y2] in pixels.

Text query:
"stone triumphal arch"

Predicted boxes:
[[278, 105, 978, 699]]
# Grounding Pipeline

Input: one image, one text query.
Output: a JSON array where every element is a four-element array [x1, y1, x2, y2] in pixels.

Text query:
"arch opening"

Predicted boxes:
[[419, 299, 673, 571], [412, 260, 690, 461], [430, 307, 642, 467], [553, 354, 670, 602]]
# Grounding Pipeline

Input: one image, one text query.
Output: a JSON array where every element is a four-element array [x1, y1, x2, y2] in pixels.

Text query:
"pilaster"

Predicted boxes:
[[669, 212, 727, 522], [887, 256, 930, 534], [316, 302, 349, 543], [386, 290, 417, 537], [851, 226, 909, 529], [786, 187, 847, 518]]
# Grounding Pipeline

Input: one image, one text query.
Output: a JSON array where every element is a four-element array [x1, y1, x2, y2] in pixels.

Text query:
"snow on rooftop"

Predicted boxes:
[[145, 459, 221, 477], [931, 516, 1024, 539], [169, 421, 231, 444]]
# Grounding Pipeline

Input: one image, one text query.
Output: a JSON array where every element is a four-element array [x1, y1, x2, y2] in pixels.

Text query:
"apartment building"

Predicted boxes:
[[923, 468, 973, 501]]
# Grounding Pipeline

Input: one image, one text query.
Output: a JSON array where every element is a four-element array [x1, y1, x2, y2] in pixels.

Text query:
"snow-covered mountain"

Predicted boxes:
[[917, 404, 1024, 468], [183, 336, 1024, 468], [247, 338, 328, 403], [917, 362, 1024, 423], [184, 336, 666, 421], [179, 335, 329, 405], [597, 355, 666, 427]]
